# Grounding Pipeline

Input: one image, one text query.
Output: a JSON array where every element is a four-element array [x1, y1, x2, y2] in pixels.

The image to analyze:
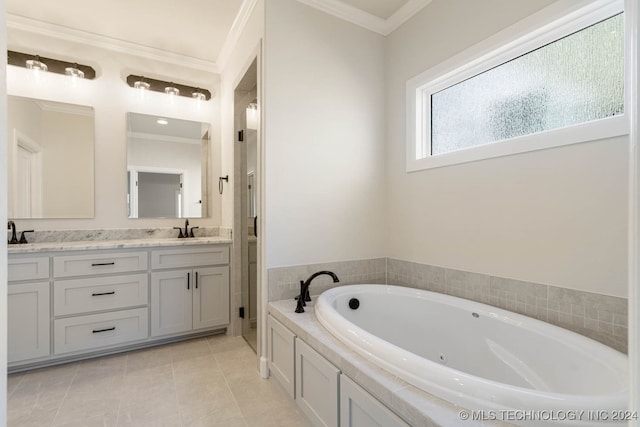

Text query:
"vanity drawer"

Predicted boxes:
[[8, 257, 49, 282], [54, 273, 148, 316], [53, 251, 148, 278], [151, 246, 229, 269], [54, 308, 148, 354]]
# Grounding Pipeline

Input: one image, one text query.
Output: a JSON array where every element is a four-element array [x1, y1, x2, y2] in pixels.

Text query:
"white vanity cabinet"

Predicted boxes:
[[52, 250, 150, 355], [8, 281, 50, 363], [7, 256, 50, 364], [8, 242, 231, 371], [151, 246, 229, 337]]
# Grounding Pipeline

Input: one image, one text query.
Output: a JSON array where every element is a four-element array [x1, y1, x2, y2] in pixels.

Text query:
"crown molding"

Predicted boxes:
[[385, 0, 433, 34], [7, 14, 219, 73], [294, 0, 432, 35], [35, 100, 93, 117], [217, 0, 259, 73]]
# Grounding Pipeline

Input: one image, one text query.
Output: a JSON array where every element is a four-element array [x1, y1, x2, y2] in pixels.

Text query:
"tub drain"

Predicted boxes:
[[348, 298, 360, 310]]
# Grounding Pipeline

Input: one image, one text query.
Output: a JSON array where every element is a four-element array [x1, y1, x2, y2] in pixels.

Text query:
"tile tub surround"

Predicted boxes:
[[7, 226, 224, 244], [386, 258, 628, 353], [268, 258, 627, 353], [267, 258, 387, 301], [269, 300, 510, 427]]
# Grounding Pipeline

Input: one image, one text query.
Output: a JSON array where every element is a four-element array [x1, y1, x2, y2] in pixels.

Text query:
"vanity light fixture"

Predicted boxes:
[[192, 89, 207, 100], [65, 63, 84, 78], [126, 74, 212, 100], [164, 84, 180, 96], [134, 80, 150, 90], [246, 102, 258, 130], [8, 50, 96, 79], [26, 55, 47, 71]]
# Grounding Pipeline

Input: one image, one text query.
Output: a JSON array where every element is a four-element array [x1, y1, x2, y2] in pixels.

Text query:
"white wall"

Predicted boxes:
[[6, 29, 221, 229], [264, 0, 387, 268], [220, 2, 264, 231], [386, 0, 628, 297], [1, 0, 9, 422]]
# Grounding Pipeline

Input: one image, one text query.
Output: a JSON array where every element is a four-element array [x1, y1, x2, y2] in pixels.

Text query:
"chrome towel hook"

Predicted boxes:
[[219, 175, 229, 194]]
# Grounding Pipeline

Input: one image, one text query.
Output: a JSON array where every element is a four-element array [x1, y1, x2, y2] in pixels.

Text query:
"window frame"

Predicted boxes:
[[406, 0, 628, 172]]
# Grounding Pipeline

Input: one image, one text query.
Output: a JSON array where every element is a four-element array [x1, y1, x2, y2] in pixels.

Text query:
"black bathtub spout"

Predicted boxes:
[[295, 270, 340, 313]]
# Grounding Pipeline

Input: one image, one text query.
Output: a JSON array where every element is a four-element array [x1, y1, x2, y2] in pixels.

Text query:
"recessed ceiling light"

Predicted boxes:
[[157, 118, 169, 125]]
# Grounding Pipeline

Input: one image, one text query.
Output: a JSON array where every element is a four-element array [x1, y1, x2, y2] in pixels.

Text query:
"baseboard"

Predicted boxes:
[[259, 356, 269, 378]]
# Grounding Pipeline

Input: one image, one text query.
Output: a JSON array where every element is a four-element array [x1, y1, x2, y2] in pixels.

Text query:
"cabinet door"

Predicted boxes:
[[8, 282, 50, 363], [340, 375, 409, 427], [268, 315, 296, 399], [151, 269, 192, 337], [296, 338, 340, 427], [192, 266, 229, 330]]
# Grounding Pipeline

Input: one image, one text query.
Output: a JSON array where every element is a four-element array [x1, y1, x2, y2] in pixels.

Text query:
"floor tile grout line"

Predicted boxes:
[[49, 362, 80, 427], [6, 373, 26, 401], [170, 347, 185, 427], [214, 345, 250, 427], [113, 352, 128, 427]]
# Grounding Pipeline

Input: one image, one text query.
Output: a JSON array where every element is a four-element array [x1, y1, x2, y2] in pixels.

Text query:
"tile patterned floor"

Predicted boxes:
[[8, 335, 311, 427]]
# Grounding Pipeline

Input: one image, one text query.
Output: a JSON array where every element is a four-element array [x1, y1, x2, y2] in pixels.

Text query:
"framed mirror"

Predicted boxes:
[[126, 113, 211, 218], [7, 95, 95, 219]]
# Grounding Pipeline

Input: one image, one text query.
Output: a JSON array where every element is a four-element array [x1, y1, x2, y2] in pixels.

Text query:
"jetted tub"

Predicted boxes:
[[315, 285, 629, 426]]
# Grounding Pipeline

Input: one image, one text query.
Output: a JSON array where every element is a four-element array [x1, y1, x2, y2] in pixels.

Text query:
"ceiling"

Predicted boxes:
[[6, 0, 428, 71]]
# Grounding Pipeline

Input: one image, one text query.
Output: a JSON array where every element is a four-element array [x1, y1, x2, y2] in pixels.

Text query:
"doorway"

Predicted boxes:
[[234, 59, 259, 352], [127, 169, 185, 218]]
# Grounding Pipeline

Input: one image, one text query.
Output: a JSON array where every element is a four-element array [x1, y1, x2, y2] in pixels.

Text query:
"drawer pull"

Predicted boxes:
[[91, 291, 116, 297], [195, 272, 198, 289], [92, 327, 116, 333], [91, 262, 116, 267], [187, 272, 190, 290]]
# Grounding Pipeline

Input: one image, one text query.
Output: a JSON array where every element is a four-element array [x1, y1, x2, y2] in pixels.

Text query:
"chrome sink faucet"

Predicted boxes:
[[295, 271, 340, 313]]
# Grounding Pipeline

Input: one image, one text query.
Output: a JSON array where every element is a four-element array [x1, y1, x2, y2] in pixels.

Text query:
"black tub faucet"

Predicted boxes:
[[295, 271, 340, 313]]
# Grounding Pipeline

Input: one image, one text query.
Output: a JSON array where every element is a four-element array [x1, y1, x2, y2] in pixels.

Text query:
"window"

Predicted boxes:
[[406, 0, 628, 171]]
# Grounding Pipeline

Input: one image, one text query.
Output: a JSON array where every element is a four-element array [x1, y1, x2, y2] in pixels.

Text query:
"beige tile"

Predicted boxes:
[[118, 411, 183, 427], [169, 338, 213, 363], [207, 334, 248, 354], [53, 412, 118, 427], [118, 392, 181, 427], [8, 405, 58, 427], [7, 373, 25, 398], [125, 344, 173, 374]]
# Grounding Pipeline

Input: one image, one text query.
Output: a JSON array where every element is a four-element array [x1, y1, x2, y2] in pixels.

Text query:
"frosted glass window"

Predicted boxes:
[[428, 13, 623, 156]]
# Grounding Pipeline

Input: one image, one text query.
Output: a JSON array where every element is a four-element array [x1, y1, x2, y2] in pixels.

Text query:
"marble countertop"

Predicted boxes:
[[8, 236, 232, 254], [269, 299, 510, 427]]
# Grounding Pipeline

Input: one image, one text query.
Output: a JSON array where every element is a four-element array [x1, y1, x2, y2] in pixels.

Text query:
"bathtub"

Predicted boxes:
[[315, 285, 629, 426]]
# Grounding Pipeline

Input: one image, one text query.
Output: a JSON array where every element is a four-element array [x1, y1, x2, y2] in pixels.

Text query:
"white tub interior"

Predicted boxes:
[[315, 285, 628, 424]]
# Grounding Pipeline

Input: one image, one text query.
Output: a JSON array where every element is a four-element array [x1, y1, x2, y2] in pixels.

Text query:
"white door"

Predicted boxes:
[[151, 269, 192, 337], [193, 266, 229, 330], [14, 140, 42, 218]]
